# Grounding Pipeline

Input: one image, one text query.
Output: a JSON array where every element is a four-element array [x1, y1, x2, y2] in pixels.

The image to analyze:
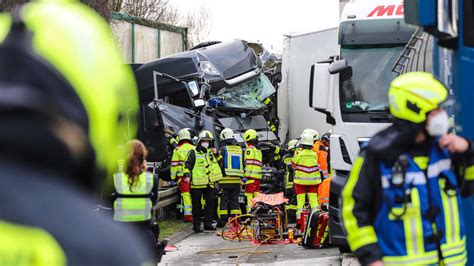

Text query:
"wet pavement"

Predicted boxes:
[[160, 230, 343, 265]]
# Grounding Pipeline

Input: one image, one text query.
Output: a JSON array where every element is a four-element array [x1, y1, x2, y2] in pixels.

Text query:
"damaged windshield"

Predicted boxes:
[[209, 73, 276, 109]]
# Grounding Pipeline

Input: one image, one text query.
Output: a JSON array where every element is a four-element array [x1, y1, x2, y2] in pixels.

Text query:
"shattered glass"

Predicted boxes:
[[211, 73, 276, 109]]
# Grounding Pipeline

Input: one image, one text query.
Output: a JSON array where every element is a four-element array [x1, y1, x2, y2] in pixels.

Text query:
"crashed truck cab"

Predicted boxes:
[[134, 40, 278, 164]]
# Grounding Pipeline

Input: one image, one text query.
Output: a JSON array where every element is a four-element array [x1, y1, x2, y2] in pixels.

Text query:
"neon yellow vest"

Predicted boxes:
[[208, 150, 223, 182], [171, 142, 195, 180], [292, 149, 321, 185], [190, 150, 209, 186], [113, 172, 154, 222]]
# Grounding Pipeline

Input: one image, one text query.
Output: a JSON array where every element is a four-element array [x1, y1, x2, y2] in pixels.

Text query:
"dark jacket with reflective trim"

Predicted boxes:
[[218, 139, 244, 189], [344, 135, 474, 265], [0, 159, 152, 266]]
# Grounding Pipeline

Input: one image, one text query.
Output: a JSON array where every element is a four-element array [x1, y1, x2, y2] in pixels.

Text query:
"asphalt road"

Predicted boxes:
[[160, 230, 344, 265]]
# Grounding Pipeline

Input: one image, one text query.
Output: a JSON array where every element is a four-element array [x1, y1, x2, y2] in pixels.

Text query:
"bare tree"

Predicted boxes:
[[0, 0, 112, 21], [120, 0, 179, 24], [183, 5, 212, 48], [0, 0, 29, 12]]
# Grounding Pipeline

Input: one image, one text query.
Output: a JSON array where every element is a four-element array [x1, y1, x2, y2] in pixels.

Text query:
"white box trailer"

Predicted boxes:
[[278, 28, 339, 142]]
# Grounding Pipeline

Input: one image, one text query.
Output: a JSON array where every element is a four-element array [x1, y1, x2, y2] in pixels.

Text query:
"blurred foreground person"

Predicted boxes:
[[0, 1, 152, 265], [342, 72, 474, 265]]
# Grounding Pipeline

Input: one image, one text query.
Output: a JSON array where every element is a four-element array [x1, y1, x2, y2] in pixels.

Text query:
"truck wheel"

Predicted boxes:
[[339, 245, 351, 253]]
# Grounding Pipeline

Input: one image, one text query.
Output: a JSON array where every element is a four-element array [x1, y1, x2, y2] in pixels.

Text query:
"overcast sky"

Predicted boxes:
[[168, 0, 339, 52]]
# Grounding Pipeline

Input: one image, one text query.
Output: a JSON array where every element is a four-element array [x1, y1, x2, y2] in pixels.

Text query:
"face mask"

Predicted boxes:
[[427, 110, 449, 137], [201, 142, 210, 149]]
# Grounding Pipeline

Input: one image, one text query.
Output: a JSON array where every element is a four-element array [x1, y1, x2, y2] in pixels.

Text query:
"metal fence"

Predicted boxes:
[[110, 12, 188, 64]]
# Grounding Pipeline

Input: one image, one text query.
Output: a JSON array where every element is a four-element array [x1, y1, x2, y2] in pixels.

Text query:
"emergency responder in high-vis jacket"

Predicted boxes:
[[314, 132, 331, 179], [283, 139, 299, 223], [0, 1, 152, 265], [263, 97, 278, 133], [244, 129, 263, 213], [292, 133, 321, 224], [184, 130, 223, 233], [342, 72, 474, 266], [217, 128, 244, 227], [113, 140, 160, 261], [171, 128, 195, 222], [297, 128, 319, 154]]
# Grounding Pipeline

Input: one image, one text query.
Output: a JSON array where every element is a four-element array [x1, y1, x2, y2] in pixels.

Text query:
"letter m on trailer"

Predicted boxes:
[[368, 5, 404, 17]]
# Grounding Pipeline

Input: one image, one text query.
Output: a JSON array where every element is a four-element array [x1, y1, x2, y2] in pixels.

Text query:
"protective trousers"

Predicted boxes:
[[285, 187, 297, 223], [178, 179, 192, 222], [294, 184, 319, 221], [190, 186, 215, 229], [245, 178, 261, 213], [218, 184, 241, 224]]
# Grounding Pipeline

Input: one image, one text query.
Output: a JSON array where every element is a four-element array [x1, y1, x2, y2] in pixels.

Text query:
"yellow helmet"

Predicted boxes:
[[287, 139, 298, 150], [0, 1, 138, 175], [389, 72, 448, 124], [198, 130, 213, 142], [243, 129, 258, 142], [178, 128, 192, 141]]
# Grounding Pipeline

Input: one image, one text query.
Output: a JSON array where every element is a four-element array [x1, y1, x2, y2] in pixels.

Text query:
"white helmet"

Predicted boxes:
[[178, 128, 191, 141], [301, 128, 319, 141], [287, 139, 298, 150], [299, 133, 315, 146], [220, 128, 234, 141]]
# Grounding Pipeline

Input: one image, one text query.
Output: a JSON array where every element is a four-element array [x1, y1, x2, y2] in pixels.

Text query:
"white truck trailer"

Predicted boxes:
[[279, 0, 416, 250]]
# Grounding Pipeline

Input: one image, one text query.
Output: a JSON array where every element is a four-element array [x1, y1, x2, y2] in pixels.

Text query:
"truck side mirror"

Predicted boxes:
[[187, 81, 200, 97], [309, 62, 336, 125], [328, 59, 353, 81], [309, 63, 331, 110]]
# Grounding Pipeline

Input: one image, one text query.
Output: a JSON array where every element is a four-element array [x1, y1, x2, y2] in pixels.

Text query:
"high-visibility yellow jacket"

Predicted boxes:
[[244, 145, 263, 180], [292, 148, 321, 186], [183, 147, 223, 188], [170, 142, 195, 181]]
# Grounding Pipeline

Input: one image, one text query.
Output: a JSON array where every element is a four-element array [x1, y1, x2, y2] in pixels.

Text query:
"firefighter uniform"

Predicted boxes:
[[171, 129, 195, 222], [217, 128, 244, 226], [313, 141, 328, 179], [342, 72, 474, 265], [292, 133, 321, 222], [184, 131, 223, 232], [243, 129, 263, 213], [283, 139, 299, 223]]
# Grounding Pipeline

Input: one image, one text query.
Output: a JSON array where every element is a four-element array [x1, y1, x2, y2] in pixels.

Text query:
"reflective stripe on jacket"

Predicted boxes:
[[208, 149, 223, 182], [342, 143, 467, 265], [113, 172, 154, 222], [220, 145, 244, 184], [283, 154, 294, 189], [191, 150, 209, 186], [170, 142, 195, 181], [244, 145, 263, 180], [292, 148, 320, 185]]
